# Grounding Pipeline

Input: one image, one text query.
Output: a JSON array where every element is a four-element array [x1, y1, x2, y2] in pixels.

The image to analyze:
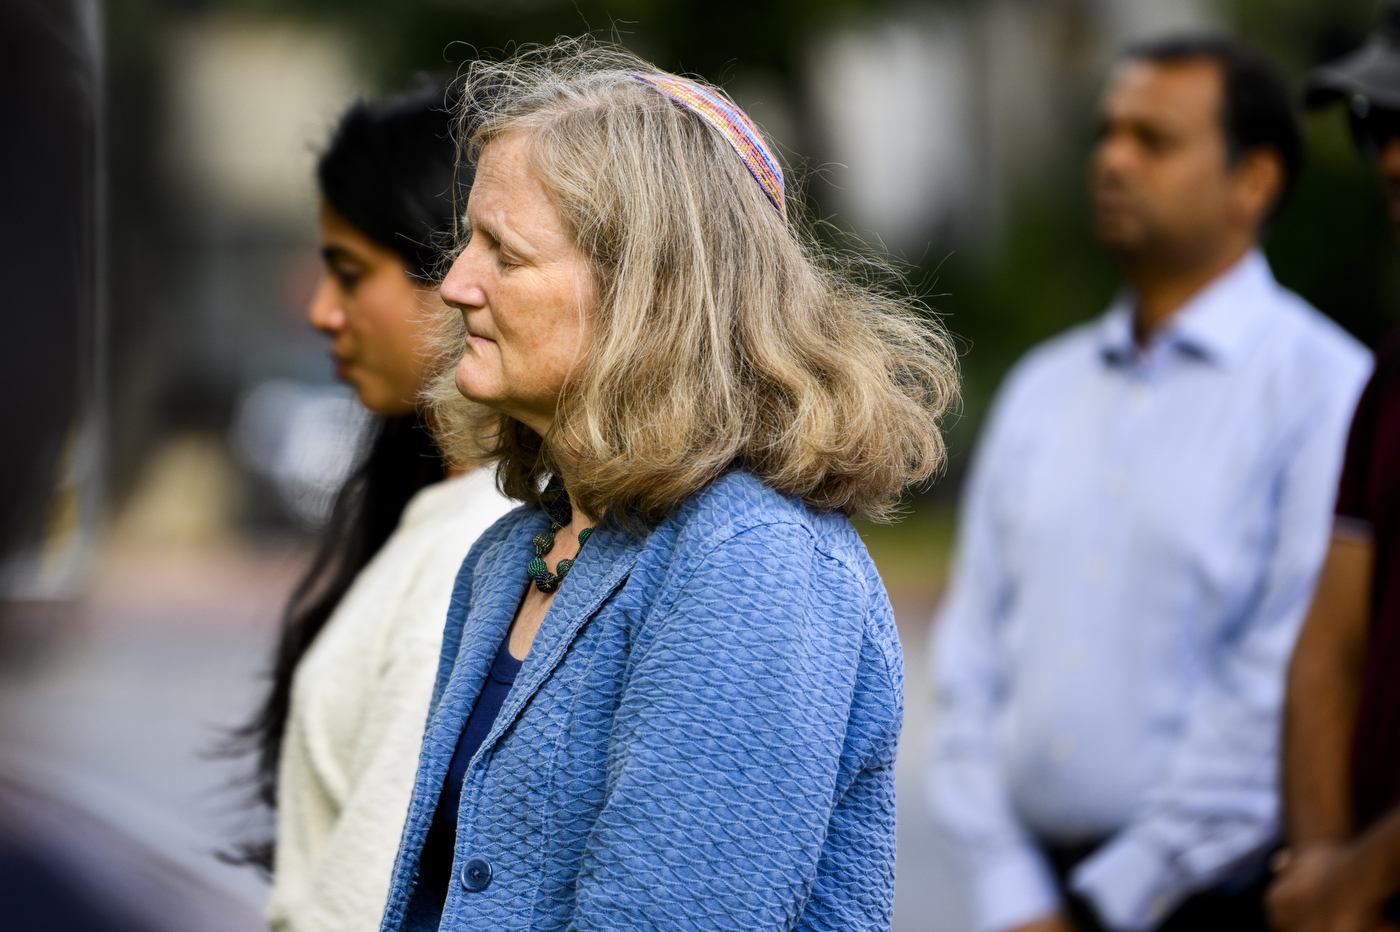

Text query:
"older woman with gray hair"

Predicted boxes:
[[383, 40, 958, 932]]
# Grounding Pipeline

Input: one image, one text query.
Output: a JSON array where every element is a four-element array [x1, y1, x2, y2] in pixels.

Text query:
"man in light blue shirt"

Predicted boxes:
[[927, 36, 1372, 932]]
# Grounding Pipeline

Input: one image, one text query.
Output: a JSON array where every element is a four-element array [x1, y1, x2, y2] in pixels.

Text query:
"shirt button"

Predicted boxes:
[[1105, 468, 1128, 498], [1065, 643, 1089, 671], [1129, 383, 1151, 411], [1086, 554, 1108, 582], [461, 857, 492, 892]]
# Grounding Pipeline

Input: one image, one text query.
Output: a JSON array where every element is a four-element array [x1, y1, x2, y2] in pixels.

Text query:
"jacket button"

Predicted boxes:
[[460, 857, 492, 892]]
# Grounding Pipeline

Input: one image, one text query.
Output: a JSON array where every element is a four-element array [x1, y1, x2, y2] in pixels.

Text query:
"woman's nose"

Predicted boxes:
[[440, 249, 487, 310], [307, 276, 345, 334]]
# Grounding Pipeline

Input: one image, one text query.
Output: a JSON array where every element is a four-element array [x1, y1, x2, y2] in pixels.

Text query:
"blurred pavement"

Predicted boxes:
[[0, 456, 963, 930], [891, 592, 972, 932], [0, 537, 305, 931]]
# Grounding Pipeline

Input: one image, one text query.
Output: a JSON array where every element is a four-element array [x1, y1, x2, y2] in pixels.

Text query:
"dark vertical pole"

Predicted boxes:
[[0, 0, 105, 599]]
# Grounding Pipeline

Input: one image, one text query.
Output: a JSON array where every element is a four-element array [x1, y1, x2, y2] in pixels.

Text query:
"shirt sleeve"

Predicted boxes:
[[1072, 371, 1369, 931], [926, 387, 1062, 932], [568, 522, 895, 932]]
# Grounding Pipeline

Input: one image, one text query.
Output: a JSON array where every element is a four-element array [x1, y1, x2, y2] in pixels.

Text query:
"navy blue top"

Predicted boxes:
[[418, 636, 523, 904]]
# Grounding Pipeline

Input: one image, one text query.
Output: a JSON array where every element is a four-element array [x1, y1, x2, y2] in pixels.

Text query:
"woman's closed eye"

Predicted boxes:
[[330, 265, 362, 291], [474, 225, 524, 271], [322, 246, 367, 292], [490, 241, 520, 270]]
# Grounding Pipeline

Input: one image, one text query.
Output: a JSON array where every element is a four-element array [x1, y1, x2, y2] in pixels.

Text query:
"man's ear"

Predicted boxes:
[[1232, 146, 1286, 227]]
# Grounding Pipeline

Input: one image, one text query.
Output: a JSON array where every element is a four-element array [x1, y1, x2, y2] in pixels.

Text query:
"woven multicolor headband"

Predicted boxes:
[[630, 73, 786, 221]]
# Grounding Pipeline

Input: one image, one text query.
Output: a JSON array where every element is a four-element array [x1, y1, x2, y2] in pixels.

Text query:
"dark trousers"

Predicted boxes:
[[1042, 841, 1272, 932]]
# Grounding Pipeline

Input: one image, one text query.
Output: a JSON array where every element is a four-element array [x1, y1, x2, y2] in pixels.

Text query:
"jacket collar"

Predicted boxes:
[[432, 507, 646, 775], [1098, 248, 1277, 369]]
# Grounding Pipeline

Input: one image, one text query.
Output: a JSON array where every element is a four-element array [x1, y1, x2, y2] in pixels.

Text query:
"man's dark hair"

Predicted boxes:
[[1126, 35, 1303, 208]]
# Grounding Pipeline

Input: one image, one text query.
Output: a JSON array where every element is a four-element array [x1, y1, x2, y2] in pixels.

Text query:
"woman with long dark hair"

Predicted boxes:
[[244, 84, 512, 932]]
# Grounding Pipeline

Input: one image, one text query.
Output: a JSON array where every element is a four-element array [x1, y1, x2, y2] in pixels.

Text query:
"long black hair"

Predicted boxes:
[[234, 82, 470, 868]]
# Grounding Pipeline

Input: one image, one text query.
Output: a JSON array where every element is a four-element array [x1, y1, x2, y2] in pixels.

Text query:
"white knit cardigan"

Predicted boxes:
[[266, 468, 515, 932]]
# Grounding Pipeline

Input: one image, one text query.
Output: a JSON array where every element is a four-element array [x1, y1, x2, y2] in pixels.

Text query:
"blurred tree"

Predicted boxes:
[[210, 0, 912, 85], [1222, 0, 1400, 349], [930, 167, 1118, 473], [1268, 108, 1400, 349], [103, 0, 1400, 509], [930, 0, 1400, 492], [1226, 0, 1378, 71]]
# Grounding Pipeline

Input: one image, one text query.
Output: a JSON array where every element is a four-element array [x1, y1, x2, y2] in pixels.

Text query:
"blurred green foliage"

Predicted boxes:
[[1228, 0, 1381, 71], [855, 508, 957, 598], [1223, 0, 1400, 350], [931, 171, 1119, 468], [105, 0, 1400, 518], [254, 0, 1394, 480], [933, 98, 1400, 478], [202, 0, 902, 86], [1268, 109, 1400, 347], [933, 0, 1400, 489]]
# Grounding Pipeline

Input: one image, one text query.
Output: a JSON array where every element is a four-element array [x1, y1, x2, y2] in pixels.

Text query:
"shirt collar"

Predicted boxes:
[[1098, 248, 1277, 369]]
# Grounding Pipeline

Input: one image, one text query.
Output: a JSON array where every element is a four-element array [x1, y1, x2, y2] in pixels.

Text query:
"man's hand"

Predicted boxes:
[[1009, 911, 1078, 932], [1267, 844, 1395, 932]]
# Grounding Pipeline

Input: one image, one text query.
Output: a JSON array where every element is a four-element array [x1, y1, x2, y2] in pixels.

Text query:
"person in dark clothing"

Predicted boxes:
[[1269, 5, 1400, 930]]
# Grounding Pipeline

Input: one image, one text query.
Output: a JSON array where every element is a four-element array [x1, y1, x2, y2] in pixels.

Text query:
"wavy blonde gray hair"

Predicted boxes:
[[427, 38, 958, 524]]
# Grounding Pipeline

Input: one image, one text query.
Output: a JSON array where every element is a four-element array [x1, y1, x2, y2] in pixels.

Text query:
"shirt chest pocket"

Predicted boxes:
[[1129, 454, 1278, 637]]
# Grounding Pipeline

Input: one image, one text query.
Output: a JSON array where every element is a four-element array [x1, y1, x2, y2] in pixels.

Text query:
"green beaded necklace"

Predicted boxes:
[[526, 499, 594, 593]]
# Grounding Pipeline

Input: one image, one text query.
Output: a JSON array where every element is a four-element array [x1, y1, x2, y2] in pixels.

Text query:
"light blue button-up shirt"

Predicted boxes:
[[926, 250, 1371, 932]]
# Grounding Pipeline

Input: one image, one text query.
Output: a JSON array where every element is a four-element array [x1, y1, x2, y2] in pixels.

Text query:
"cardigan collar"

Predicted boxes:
[[431, 507, 647, 778]]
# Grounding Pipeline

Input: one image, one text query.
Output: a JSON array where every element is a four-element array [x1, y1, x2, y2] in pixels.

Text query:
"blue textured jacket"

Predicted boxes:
[[380, 472, 903, 932]]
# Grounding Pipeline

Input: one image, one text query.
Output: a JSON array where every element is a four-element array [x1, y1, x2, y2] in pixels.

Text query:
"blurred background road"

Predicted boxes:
[[0, 498, 303, 931], [0, 505, 961, 931], [3, 0, 1397, 929]]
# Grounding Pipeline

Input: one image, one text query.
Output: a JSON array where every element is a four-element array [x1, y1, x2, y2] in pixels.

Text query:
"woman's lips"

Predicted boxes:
[[467, 333, 496, 350]]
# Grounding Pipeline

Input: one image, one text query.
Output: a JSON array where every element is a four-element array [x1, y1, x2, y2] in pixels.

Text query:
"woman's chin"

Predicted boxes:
[[453, 372, 501, 408], [358, 387, 416, 418]]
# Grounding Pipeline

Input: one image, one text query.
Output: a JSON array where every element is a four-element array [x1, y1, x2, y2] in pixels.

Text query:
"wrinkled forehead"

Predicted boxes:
[[466, 132, 551, 227], [475, 129, 534, 177]]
